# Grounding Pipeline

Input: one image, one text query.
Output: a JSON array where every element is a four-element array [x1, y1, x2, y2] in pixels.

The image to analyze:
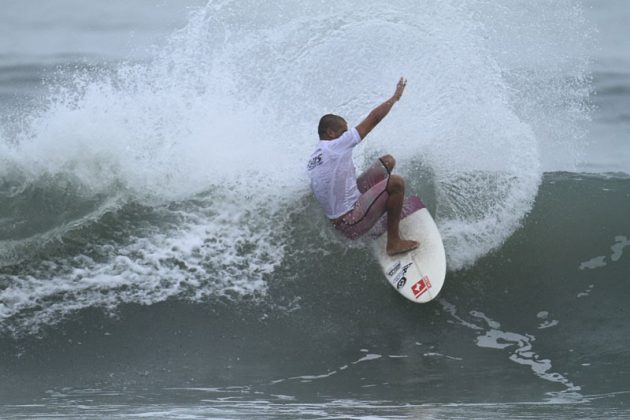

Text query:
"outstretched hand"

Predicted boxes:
[[356, 77, 408, 139], [392, 77, 407, 101]]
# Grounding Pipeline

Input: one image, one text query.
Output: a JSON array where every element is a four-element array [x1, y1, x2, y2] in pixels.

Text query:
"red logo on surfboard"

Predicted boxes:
[[411, 276, 431, 299]]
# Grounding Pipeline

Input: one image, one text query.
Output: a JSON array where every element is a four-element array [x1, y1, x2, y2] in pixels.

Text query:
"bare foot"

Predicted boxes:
[[386, 239, 419, 256]]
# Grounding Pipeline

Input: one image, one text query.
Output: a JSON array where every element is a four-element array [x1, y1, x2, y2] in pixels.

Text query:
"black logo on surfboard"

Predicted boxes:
[[390, 262, 413, 287]]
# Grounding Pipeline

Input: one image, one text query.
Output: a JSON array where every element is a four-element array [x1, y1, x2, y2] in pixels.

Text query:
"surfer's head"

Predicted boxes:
[[318, 114, 347, 140]]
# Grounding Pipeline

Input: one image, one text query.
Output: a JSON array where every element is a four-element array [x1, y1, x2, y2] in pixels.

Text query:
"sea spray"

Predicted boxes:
[[0, 0, 592, 333]]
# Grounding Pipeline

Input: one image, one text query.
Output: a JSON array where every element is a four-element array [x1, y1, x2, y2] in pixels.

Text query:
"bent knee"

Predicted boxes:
[[387, 174, 405, 193], [379, 154, 396, 173]]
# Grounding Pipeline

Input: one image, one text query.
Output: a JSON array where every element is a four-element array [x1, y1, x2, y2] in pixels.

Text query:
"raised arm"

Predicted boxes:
[[355, 77, 407, 140]]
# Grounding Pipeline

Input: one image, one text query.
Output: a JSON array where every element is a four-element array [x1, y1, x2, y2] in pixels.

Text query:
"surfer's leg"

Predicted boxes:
[[385, 175, 419, 256], [334, 179, 389, 239], [379, 154, 395, 173], [357, 155, 395, 193]]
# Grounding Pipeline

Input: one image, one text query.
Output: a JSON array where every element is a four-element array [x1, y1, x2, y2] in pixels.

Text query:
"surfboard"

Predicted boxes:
[[371, 196, 446, 303]]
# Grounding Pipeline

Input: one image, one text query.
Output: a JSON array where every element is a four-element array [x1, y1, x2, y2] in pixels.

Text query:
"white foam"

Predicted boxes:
[[442, 301, 583, 398], [423, 352, 463, 361], [610, 235, 630, 262], [536, 311, 559, 330], [474, 319, 581, 394], [0, 1, 594, 331], [352, 354, 382, 364], [577, 284, 595, 298], [270, 349, 385, 387], [579, 256, 607, 270], [577, 235, 630, 273], [0, 199, 286, 334]]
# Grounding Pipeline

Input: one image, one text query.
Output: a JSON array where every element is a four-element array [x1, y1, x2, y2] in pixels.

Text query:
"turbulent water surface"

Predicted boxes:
[[1, 1, 629, 418]]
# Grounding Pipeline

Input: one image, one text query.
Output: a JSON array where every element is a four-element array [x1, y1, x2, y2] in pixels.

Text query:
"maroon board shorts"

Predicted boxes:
[[334, 158, 390, 239]]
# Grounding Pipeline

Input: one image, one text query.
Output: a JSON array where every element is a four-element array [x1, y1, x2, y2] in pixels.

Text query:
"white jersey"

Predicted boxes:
[[307, 127, 362, 219]]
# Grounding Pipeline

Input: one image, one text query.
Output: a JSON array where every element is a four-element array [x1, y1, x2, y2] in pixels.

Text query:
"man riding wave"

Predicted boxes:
[[307, 78, 419, 256]]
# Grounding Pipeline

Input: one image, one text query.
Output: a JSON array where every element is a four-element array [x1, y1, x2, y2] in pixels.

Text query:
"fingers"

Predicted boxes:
[[394, 77, 407, 100]]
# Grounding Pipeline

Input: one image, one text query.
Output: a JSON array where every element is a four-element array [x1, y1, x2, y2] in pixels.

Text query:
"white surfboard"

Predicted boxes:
[[371, 196, 446, 303]]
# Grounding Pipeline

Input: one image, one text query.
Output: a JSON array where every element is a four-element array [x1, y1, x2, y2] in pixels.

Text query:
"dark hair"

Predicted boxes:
[[318, 114, 345, 137]]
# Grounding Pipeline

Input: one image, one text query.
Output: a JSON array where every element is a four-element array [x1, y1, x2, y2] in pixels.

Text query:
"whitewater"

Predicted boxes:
[[1, 1, 629, 418]]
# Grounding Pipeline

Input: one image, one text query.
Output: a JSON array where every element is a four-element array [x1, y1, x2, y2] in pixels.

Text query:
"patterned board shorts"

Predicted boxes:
[[334, 158, 391, 240]]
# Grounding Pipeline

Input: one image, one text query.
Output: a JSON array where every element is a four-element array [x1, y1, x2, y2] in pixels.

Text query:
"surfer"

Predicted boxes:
[[307, 77, 419, 256]]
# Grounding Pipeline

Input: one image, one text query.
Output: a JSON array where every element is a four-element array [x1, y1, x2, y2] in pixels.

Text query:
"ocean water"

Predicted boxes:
[[1, 0, 629, 418]]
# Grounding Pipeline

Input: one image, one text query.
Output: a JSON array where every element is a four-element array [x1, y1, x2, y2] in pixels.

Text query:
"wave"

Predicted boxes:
[[0, 0, 595, 334]]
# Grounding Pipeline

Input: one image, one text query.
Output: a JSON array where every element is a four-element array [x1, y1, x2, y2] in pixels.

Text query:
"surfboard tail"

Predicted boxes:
[[368, 195, 426, 239]]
